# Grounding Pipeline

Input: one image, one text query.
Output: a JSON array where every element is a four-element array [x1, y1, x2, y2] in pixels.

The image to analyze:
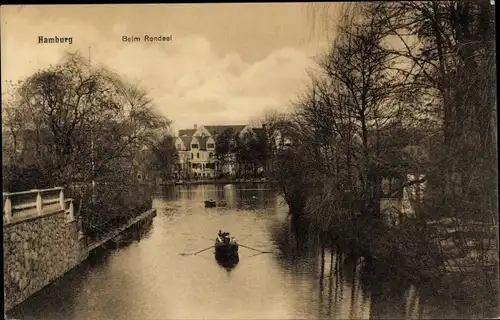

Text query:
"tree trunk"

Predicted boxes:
[[321, 237, 326, 277]]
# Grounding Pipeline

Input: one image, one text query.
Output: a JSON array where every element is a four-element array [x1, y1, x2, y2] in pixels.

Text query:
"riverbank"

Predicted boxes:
[[4, 206, 158, 312], [87, 208, 157, 252]]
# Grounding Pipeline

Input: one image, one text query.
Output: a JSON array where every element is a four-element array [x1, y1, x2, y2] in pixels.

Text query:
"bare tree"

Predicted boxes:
[[375, 0, 498, 278], [2, 51, 172, 239]]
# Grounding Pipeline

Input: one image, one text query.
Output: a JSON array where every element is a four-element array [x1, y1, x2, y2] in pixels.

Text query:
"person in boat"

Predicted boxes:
[[218, 230, 231, 243], [218, 230, 230, 237]]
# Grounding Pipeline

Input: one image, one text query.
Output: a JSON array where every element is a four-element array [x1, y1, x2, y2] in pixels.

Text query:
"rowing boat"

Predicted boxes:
[[205, 199, 217, 208], [215, 233, 239, 258]]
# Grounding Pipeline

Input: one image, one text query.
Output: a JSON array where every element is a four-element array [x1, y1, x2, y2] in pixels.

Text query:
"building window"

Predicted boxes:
[[176, 144, 182, 150], [191, 153, 194, 159], [197, 153, 200, 159], [191, 144, 199, 149], [209, 152, 213, 158], [207, 143, 215, 149], [191, 163, 201, 169]]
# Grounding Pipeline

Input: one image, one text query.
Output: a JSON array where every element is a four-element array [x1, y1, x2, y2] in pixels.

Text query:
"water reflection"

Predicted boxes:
[[8, 184, 497, 319], [159, 183, 275, 211]]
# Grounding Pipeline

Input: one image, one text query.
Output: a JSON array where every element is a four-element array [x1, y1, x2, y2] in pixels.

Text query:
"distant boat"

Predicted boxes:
[[218, 200, 227, 207], [205, 199, 217, 208], [215, 231, 239, 259]]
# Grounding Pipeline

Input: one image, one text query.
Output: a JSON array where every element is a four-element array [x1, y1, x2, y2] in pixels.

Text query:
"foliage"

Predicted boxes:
[[2, 164, 51, 192], [235, 132, 269, 177], [214, 127, 270, 178], [145, 134, 177, 182], [2, 51, 172, 238], [263, 0, 498, 298], [214, 128, 235, 176]]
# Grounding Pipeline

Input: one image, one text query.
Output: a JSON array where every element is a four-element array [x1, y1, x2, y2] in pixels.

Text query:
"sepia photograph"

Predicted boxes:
[[2, 2, 498, 319]]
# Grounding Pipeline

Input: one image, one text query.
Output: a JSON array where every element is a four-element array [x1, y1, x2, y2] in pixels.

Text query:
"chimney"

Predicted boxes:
[[194, 124, 197, 129]]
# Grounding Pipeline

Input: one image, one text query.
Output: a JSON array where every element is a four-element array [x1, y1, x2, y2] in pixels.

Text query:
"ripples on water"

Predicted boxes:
[[7, 183, 497, 319]]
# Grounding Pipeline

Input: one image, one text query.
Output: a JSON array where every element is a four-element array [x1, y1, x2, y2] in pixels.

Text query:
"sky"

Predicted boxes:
[[1, 4, 338, 133]]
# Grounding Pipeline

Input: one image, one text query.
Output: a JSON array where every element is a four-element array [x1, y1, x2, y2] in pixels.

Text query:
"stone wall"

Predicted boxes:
[[3, 210, 88, 311]]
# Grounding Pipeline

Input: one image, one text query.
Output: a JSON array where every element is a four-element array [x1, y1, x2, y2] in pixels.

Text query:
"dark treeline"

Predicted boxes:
[[214, 127, 269, 178], [2, 52, 174, 240], [263, 0, 498, 310]]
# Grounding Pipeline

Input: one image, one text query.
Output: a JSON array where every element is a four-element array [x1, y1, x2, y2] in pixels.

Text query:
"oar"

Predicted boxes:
[[180, 245, 214, 256], [202, 234, 252, 242], [238, 243, 273, 254], [248, 252, 269, 258]]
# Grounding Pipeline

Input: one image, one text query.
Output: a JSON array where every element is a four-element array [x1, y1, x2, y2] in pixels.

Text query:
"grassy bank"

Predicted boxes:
[[75, 182, 153, 243]]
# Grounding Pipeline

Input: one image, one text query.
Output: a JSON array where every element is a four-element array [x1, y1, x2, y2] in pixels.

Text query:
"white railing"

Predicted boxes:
[[3, 187, 74, 224]]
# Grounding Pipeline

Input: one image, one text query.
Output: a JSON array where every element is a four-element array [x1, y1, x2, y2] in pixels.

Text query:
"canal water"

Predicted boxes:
[[7, 184, 494, 319]]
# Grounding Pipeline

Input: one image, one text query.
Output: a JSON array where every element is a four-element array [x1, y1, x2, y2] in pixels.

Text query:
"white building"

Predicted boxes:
[[173, 124, 263, 179]]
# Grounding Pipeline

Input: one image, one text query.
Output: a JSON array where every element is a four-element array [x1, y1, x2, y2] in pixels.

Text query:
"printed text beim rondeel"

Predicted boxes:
[[122, 35, 172, 42]]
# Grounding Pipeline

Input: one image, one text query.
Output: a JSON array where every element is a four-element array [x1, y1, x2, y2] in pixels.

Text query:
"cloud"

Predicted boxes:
[[149, 40, 316, 130], [2, 8, 324, 132]]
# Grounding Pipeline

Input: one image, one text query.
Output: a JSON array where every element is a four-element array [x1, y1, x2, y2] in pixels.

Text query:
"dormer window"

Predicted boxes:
[[207, 143, 215, 149], [191, 144, 199, 149], [176, 144, 182, 150]]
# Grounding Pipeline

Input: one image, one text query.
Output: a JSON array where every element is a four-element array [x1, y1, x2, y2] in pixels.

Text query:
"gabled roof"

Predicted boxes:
[[179, 136, 192, 150], [203, 125, 246, 137], [196, 136, 209, 150], [177, 136, 210, 151], [179, 129, 196, 137]]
